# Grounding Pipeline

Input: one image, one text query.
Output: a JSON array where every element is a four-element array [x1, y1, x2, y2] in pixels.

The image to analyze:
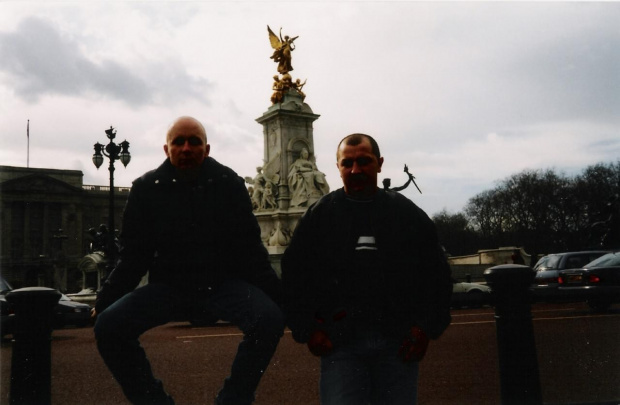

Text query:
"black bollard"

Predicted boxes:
[[484, 264, 542, 405], [6, 287, 61, 405]]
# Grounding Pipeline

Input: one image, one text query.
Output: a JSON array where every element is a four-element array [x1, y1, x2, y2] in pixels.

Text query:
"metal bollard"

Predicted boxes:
[[484, 264, 542, 405], [6, 287, 61, 405]]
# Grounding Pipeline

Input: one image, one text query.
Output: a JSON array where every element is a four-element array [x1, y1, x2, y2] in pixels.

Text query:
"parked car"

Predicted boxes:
[[0, 276, 91, 337], [451, 279, 491, 308], [558, 251, 620, 311], [531, 250, 610, 301], [1, 277, 14, 338], [54, 294, 92, 328]]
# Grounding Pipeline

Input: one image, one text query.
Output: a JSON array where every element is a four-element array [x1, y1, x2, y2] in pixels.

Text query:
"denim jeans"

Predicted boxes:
[[320, 328, 420, 405], [94, 280, 284, 405]]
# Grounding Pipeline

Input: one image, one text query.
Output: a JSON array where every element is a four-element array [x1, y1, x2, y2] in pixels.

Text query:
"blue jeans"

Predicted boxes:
[[94, 280, 284, 405], [320, 328, 419, 405]]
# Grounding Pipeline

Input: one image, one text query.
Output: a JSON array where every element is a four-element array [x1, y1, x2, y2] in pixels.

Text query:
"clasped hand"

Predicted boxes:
[[398, 326, 429, 362], [307, 320, 429, 362], [307, 329, 333, 356]]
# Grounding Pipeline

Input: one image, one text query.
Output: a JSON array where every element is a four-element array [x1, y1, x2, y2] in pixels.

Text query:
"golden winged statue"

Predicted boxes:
[[268, 26, 298, 75]]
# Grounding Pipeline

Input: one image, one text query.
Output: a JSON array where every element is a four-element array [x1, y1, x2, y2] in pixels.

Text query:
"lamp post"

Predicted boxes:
[[92, 126, 131, 272]]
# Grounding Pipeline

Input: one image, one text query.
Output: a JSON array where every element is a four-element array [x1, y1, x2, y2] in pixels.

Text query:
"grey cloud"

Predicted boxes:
[[0, 16, 210, 106], [586, 138, 620, 157], [514, 34, 620, 121], [496, 9, 620, 124], [404, 3, 620, 132]]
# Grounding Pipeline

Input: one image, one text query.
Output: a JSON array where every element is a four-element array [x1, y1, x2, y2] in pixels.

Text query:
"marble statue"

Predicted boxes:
[[262, 182, 277, 210], [245, 167, 266, 210], [245, 163, 280, 211], [288, 148, 329, 207]]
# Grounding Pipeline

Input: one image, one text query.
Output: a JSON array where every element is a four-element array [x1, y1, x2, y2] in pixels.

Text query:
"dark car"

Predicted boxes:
[[1, 277, 91, 337], [558, 251, 620, 311], [1, 277, 14, 338], [54, 294, 92, 328], [531, 250, 610, 301]]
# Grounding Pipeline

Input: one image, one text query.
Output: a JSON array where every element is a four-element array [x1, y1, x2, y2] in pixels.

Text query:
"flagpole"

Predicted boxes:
[[27, 119, 30, 168]]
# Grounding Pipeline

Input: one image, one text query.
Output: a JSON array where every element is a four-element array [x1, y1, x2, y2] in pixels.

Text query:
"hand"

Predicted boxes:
[[307, 329, 333, 357], [398, 326, 429, 362], [90, 308, 97, 319]]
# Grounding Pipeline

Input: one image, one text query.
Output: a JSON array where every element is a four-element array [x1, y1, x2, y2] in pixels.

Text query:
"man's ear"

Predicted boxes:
[[205, 144, 211, 157], [164, 144, 170, 157], [377, 157, 384, 173]]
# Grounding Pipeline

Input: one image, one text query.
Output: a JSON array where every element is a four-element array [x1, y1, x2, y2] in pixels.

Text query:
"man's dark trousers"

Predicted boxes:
[[94, 279, 284, 405]]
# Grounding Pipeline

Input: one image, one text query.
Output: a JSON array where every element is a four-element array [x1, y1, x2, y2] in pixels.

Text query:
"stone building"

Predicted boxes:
[[0, 165, 129, 292]]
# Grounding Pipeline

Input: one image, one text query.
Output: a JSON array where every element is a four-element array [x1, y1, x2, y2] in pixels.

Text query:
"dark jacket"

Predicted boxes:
[[281, 188, 452, 343], [95, 157, 280, 313]]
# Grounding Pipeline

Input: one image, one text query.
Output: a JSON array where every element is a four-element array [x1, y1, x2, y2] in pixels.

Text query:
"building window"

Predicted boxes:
[[11, 202, 25, 258], [28, 202, 44, 257]]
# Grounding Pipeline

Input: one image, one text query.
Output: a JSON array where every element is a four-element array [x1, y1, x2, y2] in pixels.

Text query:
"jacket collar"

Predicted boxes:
[[336, 187, 387, 204], [152, 157, 215, 184]]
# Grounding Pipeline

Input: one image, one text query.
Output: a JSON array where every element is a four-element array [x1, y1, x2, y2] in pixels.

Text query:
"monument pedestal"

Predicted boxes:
[[247, 89, 330, 273]]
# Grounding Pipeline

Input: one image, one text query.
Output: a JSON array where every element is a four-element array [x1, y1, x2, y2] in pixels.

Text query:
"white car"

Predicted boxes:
[[451, 280, 491, 308]]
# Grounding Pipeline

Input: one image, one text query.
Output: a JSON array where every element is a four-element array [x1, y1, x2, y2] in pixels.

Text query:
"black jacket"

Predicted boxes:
[[281, 188, 451, 343], [95, 157, 280, 312]]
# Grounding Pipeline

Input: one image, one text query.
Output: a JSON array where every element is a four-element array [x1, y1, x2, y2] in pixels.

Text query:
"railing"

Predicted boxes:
[[82, 184, 131, 193]]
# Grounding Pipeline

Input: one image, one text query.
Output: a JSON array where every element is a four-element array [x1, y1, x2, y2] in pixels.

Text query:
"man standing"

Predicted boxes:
[[281, 133, 452, 405], [94, 116, 284, 405]]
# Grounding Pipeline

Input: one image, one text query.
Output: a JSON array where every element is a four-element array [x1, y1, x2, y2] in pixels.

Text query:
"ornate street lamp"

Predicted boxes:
[[92, 126, 130, 270]]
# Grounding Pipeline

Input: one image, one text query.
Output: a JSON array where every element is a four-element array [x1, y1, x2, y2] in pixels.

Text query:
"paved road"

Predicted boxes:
[[1, 302, 619, 405]]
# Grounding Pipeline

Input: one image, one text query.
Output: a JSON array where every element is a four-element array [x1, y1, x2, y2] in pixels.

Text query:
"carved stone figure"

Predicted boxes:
[[262, 182, 277, 210], [245, 167, 266, 210], [268, 222, 292, 247], [288, 148, 329, 207], [245, 162, 280, 211], [268, 26, 298, 75]]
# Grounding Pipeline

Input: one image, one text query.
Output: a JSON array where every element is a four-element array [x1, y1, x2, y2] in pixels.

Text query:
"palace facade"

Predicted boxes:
[[0, 165, 130, 292]]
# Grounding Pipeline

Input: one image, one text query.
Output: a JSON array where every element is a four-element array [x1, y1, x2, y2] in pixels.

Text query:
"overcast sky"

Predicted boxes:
[[1, 1, 619, 216]]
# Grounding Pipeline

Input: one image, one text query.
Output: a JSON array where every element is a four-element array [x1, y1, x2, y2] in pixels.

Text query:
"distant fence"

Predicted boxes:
[[82, 185, 131, 193]]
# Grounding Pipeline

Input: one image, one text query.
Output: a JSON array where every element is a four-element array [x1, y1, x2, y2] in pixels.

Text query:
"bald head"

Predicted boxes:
[[164, 116, 210, 170], [166, 116, 207, 144]]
